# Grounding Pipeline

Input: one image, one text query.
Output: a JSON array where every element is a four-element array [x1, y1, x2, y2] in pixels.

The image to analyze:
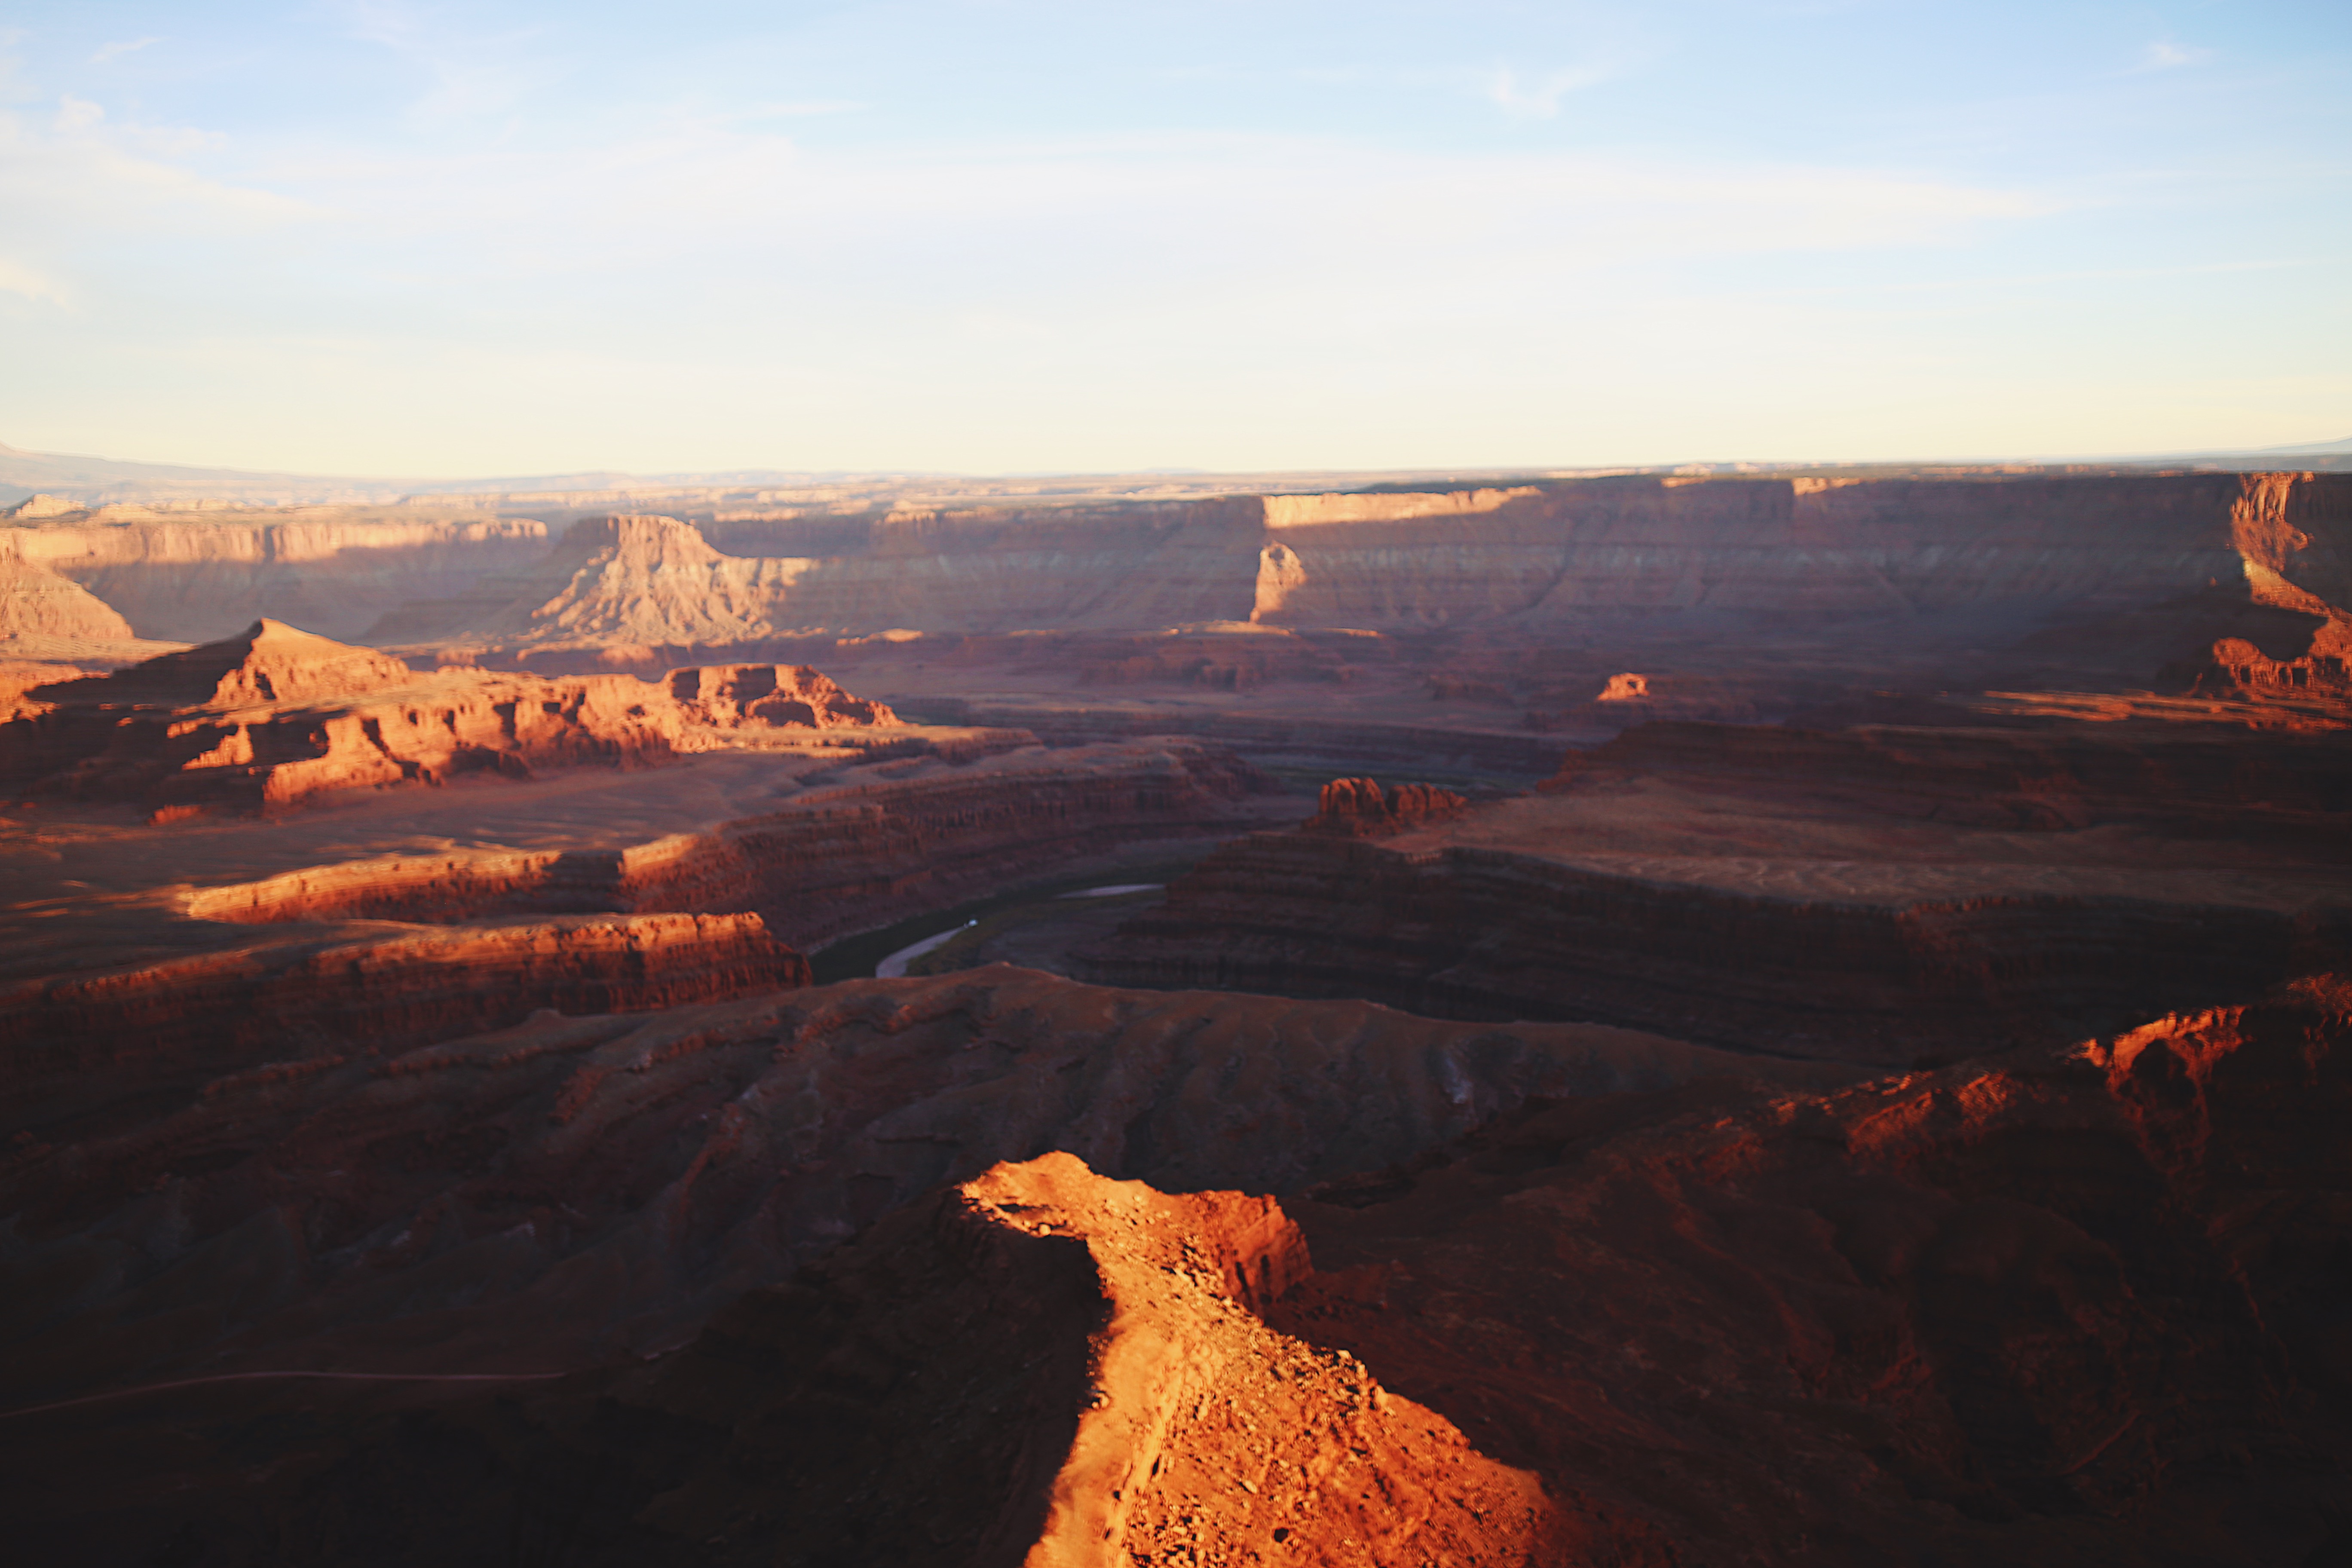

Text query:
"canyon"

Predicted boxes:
[[4, 456, 2351, 1565]]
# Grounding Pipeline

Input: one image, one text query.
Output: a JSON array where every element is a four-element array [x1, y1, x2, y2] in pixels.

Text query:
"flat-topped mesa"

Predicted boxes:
[[0, 619, 907, 815], [1303, 776, 1467, 837]]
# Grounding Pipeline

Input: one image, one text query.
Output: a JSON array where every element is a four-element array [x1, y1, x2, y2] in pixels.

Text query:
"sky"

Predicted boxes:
[[0, 1, 2346, 478]]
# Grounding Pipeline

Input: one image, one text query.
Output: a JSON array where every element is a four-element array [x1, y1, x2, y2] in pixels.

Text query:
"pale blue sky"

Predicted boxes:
[[1, 2, 2345, 477]]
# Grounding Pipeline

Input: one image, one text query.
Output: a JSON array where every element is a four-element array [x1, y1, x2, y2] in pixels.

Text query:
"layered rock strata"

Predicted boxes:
[[0, 970, 1785, 1412], [1269, 977, 2352, 1564], [361, 474, 2352, 656], [14, 980, 2352, 1564], [2, 505, 552, 642], [1083, 725, 2352, 1062], [0, 912, 810, 1144], [0, 619, 905, 815], [181, 740, 1263, 950]]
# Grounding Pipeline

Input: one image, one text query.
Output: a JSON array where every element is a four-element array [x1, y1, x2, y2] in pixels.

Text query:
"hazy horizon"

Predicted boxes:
[[2, 1, 2346, 477]]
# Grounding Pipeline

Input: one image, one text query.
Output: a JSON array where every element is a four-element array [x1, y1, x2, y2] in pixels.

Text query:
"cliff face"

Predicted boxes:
[[0, 547, 136, 643], [1266, 977, 2352, 1565], [181, 739, 1263, 949], [0, 969, 1787, 1411], [0, 619, 905, 815], [15, 978, 2352, 1565], [0, 912, 810, 1146], [1083, 724, 2352, 1062], [4, 507, 551, 642], [341, 474, 2352, 661]]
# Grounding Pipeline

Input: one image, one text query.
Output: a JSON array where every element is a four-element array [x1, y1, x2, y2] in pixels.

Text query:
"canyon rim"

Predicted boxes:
[[4, 455, 2351, 1565]]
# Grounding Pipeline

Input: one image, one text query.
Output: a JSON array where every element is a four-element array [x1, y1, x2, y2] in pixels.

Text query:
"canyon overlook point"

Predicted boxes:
[[5, 458, 2352, 1565]]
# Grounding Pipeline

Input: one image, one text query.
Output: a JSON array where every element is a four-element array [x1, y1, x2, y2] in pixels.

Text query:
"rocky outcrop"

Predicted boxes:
[[1083, 721, 2352, 1062], [0, 547, 135, 643], [1267, 977, 2352, 1565], [16, 980, 2352, 1564], [1301, 776, 1466, 837], [0, 619, 905, 815], [180, 740, 1263, 948], [0, 912, 810, 1143], [0, 970, 1793, 1409]]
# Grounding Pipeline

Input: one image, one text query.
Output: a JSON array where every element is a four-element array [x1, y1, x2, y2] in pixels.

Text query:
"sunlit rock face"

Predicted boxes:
[[7, 466, 2352, 1565], [0, 619, 908, 815]]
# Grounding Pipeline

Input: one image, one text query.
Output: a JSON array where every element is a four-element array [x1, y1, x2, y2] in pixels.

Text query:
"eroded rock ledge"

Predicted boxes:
[[0, 618, 911, 815]]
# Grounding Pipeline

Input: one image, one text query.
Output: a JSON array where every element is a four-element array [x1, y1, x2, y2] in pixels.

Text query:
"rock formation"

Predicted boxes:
[[1083, 725, 2352, 1062], [1300, 776, 1467, 837], [0, 968, 1792, 1413], [0, 911, 812, 1145], [323, 473, 2352, 664], [163, 737, 1259, 949], [12, 977, 2352, 1564], [1267, 976, 2352, 1564], [2, 502, 551, 642], [0, 619, 906, 815], [0, 545, 136, 643]]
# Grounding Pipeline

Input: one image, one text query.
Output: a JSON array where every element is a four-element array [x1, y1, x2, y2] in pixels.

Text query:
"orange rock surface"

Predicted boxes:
[[0, 618, 906, 815]]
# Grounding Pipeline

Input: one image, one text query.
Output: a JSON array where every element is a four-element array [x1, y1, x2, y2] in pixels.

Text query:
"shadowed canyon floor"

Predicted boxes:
[[6, 464, 2352, 1565]]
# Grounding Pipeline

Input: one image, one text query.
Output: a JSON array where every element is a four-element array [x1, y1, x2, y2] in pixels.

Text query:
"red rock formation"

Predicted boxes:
[[4, 504, 552, 643], [0, 969, 1781, 1415], [179, 740, 1262, 949], [15, 981, 2352, 1563], [0, 911, 810, 1144], [0, 547, 135, 642], [1268, 977, 2352, 1564], [1084, 720, 2352, 1061], [1302, 776, 1466, 837], [664, 662, 895, 729], [0, 619, 905, 815]]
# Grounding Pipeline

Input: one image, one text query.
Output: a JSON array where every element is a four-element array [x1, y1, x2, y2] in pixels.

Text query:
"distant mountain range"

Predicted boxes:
[[3, 433, 2345, 509]]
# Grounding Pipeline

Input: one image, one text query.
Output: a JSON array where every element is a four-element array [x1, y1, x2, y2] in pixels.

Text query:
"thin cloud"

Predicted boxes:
[[92, 37, 163, 66], [0, 255, 67, 304], [2138, 40, 2212, 71], [736, 100, 862, 120], [1486, 65, 1614, 119]]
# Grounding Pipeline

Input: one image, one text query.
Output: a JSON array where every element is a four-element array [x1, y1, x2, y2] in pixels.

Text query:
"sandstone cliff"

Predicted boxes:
[[0, 619, 905, 815], [3, 505, 551, 642], [341, 475, 2352, 669], [0, 545, 135, 643], [14, 978, 2352, 1564], [177, 738, 1263, 949], [1083, 728, 2352, 1061], [0, 969, 1785, 1414], [0, 912, 811, 1147]]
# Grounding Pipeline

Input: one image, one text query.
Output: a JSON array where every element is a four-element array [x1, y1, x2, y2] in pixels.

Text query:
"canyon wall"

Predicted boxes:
[[0, 970, 1788, 1412], [18, 474, 2347, 665], [1081, 831, 2336, 1061], [182, 739, 1264, 949], [1084, 723, 2352, 1061], [0, 912, 810, 1143], [15, 977, 2352, 1564], [2, 505, 551, 642]]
